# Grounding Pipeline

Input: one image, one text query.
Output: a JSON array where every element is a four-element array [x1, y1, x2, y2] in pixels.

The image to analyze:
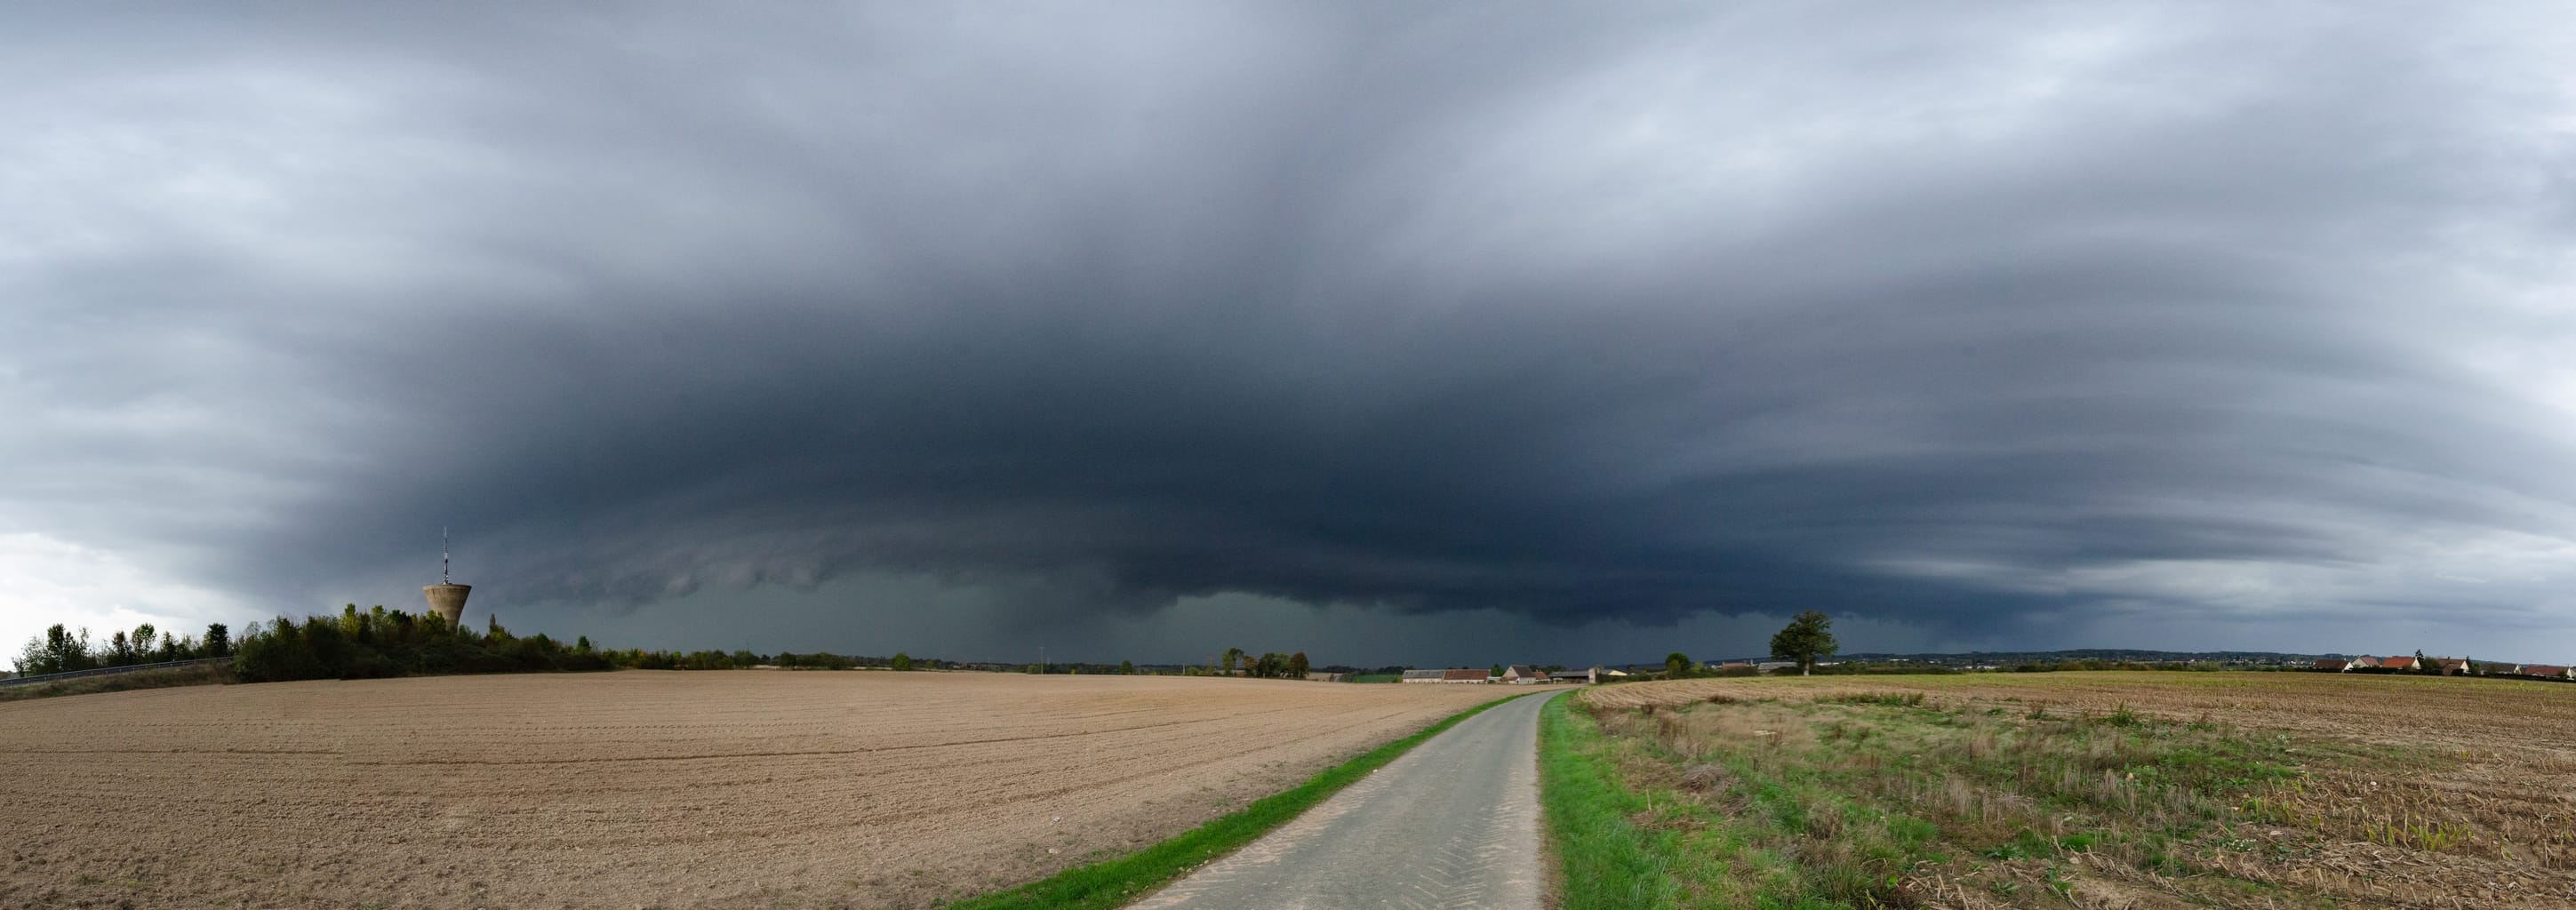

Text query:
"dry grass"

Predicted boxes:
[[1575, 672, 2576, 908], [0, 671, 1499, 909]]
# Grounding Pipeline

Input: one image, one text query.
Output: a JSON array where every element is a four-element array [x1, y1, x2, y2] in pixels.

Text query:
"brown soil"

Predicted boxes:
[[0, 671, 1500, 909]]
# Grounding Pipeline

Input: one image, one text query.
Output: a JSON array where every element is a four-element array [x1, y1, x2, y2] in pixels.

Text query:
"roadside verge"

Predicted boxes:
[[1537, 690, 1683, 909]]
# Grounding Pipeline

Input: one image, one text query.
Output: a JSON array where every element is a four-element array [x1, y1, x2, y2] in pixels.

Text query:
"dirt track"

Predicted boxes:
[[0, 671, 1500, 909]]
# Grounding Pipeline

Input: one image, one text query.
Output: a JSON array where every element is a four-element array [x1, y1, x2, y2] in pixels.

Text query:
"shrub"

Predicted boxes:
[[230, 609, 615, 682]]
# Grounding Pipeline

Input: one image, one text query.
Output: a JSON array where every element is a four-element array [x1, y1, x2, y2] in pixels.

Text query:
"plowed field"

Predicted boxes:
[[0, 672, 1500, 909]]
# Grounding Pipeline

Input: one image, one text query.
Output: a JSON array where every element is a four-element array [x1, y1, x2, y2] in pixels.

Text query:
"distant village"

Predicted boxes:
[[2313, 655, 2569, 678]]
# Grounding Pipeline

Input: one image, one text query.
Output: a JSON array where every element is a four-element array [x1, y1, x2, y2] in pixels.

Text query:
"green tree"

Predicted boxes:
[[1221, 647, 1246, 676], [1664, 652, 1694, 679], [1288, 651, 1309, 678], [1117, 659, 1135, 675], [892, 651, 914, 671], [1492, 663, 1505, 679], [17, 624, 92, 675], [1770, 611, 1839, 676]]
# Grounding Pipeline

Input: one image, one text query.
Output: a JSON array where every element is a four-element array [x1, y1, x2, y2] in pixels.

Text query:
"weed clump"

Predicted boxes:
[[1677, 762, 1734, 794]]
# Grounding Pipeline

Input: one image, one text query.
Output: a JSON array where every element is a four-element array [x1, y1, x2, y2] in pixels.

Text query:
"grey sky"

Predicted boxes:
[[6, 2, 2573, 667]]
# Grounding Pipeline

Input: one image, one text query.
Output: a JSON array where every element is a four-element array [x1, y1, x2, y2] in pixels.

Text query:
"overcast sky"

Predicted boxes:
[[6, 2, 2573, 668]]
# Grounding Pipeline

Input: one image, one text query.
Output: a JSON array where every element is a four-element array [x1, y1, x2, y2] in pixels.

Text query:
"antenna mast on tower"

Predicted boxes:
[[424, 527, 473, 627]]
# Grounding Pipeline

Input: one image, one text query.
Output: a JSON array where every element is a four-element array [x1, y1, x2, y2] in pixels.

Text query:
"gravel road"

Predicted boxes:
[[1131, 687, 1567, 910]]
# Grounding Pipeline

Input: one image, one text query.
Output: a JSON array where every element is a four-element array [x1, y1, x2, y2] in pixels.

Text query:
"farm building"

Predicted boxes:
[[2314, 658, 2353, 672], [1501, 666, 1547, 684], [1403, 668, 1491, 683], [2432, 659, 2470, 675], [2379, 655, 2420, 671], [2523, 665, 2570, 679], [1304, 671, 1348, 682], [2348, 656, 2381, 669]]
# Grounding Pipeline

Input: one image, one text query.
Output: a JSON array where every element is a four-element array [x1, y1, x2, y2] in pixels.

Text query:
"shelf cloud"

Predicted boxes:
[[7, 2, 2573, 662]]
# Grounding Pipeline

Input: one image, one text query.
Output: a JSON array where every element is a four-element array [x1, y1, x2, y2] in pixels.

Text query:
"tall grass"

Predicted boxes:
[[1548, 688, 2446, 907]]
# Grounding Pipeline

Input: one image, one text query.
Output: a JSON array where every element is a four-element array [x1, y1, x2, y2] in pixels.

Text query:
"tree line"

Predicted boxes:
[[13, 621, 233, 676], [16, 607, 1335, 687], [228, 605, 617, 682], [1217, 647, 1311, 679]]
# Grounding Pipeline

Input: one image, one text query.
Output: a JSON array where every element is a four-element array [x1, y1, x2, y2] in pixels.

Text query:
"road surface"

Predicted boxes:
[[1131, 687, 1566, 910]]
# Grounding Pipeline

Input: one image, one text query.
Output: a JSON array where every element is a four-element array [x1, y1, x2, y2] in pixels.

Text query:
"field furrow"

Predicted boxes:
[[0, 671, 1498, 909]]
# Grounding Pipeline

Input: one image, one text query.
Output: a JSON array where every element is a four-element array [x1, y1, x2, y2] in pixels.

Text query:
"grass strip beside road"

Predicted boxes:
[[1538, 690, 1687, 909], [941, 691, 1533, 910]]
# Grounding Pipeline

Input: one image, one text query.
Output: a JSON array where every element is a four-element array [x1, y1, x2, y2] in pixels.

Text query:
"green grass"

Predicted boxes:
[[1348, 673, 1403, 683], [939, 692, 1532, 910], [1540, 690, 1689, 909]]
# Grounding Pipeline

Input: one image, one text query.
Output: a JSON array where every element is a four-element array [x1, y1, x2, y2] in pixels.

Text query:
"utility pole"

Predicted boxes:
[[1040, 645, 1046, 675]]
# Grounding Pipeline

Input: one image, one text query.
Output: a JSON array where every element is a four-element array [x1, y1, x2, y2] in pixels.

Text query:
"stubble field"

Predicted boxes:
[[0, 671, 1500, 909], [1568, 672, 2576, 908]]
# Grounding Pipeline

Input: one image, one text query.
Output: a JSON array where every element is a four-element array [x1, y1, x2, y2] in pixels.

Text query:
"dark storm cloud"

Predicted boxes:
[[7, 2, 2574, 655]]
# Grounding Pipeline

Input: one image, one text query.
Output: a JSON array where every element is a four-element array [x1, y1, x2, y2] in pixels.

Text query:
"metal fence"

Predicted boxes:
[[0, 656, 232, 689]]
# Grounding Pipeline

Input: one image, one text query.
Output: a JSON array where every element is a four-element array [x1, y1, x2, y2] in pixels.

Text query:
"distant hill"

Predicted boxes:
[[1608, 649, 2338, 672], [1828, 649, 2330, 666]]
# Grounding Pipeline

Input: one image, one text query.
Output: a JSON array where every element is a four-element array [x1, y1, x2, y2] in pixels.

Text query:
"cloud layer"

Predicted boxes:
[[7, 2, 2575, 660]]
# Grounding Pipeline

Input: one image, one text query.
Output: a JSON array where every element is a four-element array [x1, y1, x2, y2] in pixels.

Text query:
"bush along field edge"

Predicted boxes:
[[939, 691, 1535, 910]]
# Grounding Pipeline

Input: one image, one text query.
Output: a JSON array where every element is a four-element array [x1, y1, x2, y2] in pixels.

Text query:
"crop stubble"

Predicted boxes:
[[0, 672, 1499, 909], [1583, 672, 2576, 907]]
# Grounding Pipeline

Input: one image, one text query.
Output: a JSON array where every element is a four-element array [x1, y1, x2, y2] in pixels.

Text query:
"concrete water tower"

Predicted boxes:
[[423, 528, 471, 627]]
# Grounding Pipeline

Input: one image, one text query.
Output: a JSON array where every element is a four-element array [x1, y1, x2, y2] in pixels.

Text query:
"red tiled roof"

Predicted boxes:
[[2524, 665, 2568, 676], [1442, 668, 1489, 681]]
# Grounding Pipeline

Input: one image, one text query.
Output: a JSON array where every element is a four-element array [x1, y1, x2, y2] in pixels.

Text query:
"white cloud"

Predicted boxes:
[[0, 531, 252, 663]]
